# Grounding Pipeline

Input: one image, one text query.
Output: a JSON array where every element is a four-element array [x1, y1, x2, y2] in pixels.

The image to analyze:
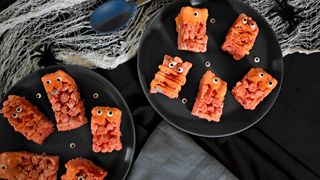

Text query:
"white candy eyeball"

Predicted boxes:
[[97, 110, 102, 115], [250, 22, 256, 29], [16, 107, 22, 112], [0, 164, 7, 170], [242, 18, 247, 24], [168, 62, 175, 68], [194, 11, 199, 17], [212, 78, 219, 84], [57, 77, 62, 82], [46, 80, 51, 84], [258, 72, 264, 77], [177, 67, 184, 73], [107, 110, 113, 117], [268, 81, 273, 87], [78, 176, 84, 180], [12, 113, 18, 118]]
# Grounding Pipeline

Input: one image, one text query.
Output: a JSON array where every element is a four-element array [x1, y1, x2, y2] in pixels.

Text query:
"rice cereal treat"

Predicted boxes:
[[231, 68, 278, 110], [61, 158, 107, 180], [1, 95, 54, 145], [221, 13, 259, 60], [175, 6, 209, 52], [150, 55, 192, 98], [0, 151, 59, 180], [192, 70, 227, 122], [91, 106, 122, 153], [41, 70, 87, 131]]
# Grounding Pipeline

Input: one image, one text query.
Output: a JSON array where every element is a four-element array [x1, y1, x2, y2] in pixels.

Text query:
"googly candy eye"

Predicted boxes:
[[12, 113, 18, 118], [168, 62, 175, 68], [16, 107, 22, 112], [194, 11, 199, 17], [46, 80, 51, 84], [107, 110, 113, 117], [268, 81, 273, 87], [57, 77, 62, 82], [242, 18, 248, 24], [212, 78, 219, 84], [0, 164, 7, 170], [97, 110, 102, 115], [177, 67, 184, 73], [258, 72, 264, 77], [250, 22, 256, 29]]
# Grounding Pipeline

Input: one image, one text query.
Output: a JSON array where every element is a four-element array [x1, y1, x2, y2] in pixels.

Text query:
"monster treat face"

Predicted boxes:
[[91, 106, 122, 153], [1, 95, 54, 144], [221, 13, 259, 60], [0, 151, 59, 180], [175, 6, 209, 53], [150, 55, 192, 98], [232, 68, 278, 110], [41, 70, 87, 131], [192, 70, 227, 122], [61, 158, 107, 180]]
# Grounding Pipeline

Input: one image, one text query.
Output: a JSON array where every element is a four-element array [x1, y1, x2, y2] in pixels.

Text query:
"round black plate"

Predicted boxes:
[[138, 0, 283, 137], [0, 65, 135, 179]]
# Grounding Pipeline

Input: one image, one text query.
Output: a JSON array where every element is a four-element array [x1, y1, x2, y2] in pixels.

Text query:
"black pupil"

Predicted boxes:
[[13, 113, 16, 117], [47, 80, 50, 84], [269, 82, 273, 85], [1, 165, 5, 169], [251, 23, 254, 26], [194, 12, 198, 16], [109, 111, 112, 115], [57, 78, 60, 81], [98, 111, 101, 114]]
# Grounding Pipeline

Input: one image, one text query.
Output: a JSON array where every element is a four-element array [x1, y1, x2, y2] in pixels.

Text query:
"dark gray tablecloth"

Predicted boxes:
[[127, 121, 238, 180]]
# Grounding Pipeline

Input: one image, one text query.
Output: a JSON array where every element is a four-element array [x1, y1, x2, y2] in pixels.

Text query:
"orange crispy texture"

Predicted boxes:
[[41, 70, 77, 93], [0, 151, 59, 180], [175, 6, 208, 25], [91, 106, 122, 153], [1, 95, 54, 144], [201, 71, 227, 99], [191, 70, 227, 122], [150, 55, 192, 98], [61, 158, 107, 180], [245, 68, 278, 92], [221, 13, 259, 60]]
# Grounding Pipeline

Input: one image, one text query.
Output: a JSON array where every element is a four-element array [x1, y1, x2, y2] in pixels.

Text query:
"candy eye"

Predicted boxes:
[[212, 78, 219, 84], [268, 81, 273, 87], [177, 67, 184, 73], [46, 80, 51, 84], [12, 113, 18, 118], [168, 62, 175, 68], [107, 111, 113, 117], [36, 93, 42, 99], [78, 176, 84, 180], [258, 73, 264, 77], [97, 110, 102, 115], [250, 22, 256, 29], [57, 77, 62, 82], [242, 18, 247, 24], [0, 164, 7, 170], [16, 107, 22, 112], [194, 11, 199, 17]]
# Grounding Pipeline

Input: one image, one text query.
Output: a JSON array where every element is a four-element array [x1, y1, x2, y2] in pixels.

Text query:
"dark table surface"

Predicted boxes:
[[1, 0, 320, 179]]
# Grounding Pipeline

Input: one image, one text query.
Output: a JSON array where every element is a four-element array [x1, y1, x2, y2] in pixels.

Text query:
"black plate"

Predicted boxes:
[[0, 65, 135, 179], [138, 0, 283, 137]]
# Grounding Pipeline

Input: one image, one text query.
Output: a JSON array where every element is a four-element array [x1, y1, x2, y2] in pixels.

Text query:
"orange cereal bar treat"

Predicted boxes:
[[175, 6, 209, 53], [150, 55, 192, 98], [231, 68, 278, 110]]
